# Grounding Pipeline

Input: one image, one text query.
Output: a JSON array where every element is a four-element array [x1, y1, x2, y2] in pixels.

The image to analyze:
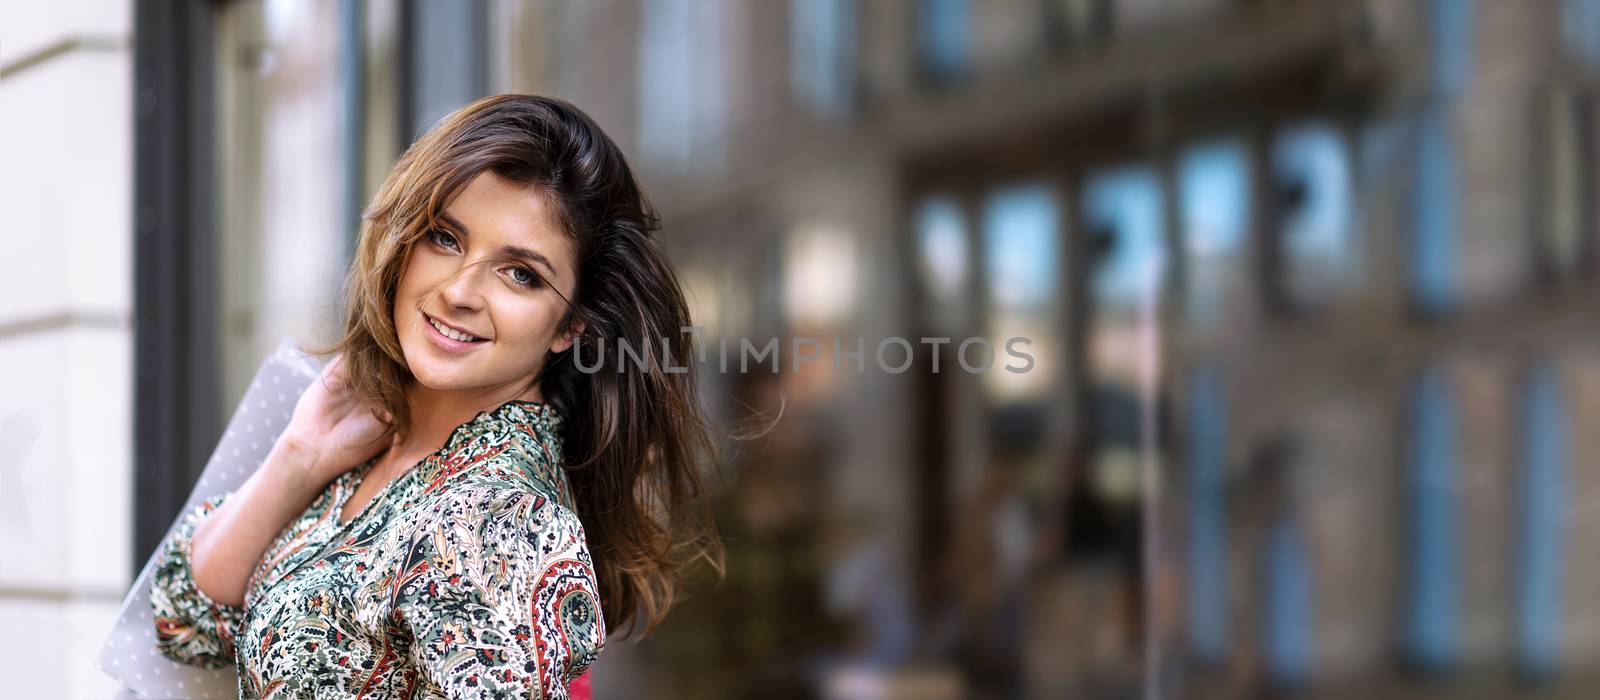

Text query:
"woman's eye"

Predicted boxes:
[[428, 229, 460, 250], [507, 267, 542, 288]]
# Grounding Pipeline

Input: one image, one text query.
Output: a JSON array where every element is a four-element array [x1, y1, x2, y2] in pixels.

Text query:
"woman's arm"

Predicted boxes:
[[187, 438, 323, 607], [151, 354, 394, 665], [150, 491, 247, 667], [190, 353, 397, 607]]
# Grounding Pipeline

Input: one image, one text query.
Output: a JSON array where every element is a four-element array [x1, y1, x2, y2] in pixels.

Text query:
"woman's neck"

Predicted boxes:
[[395, 381, 544, 457]]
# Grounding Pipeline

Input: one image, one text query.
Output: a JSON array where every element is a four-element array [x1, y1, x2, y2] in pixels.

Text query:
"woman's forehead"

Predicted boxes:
[[442, 171, 573, 268]]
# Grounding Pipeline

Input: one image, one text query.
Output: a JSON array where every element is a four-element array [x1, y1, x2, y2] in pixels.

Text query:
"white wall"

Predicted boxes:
[[0, 1, 134, 697]]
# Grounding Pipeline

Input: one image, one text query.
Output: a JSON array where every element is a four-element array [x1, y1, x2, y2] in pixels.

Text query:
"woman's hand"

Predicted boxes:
[[278, 354, 397, 487], [189, 354, 396, 606]]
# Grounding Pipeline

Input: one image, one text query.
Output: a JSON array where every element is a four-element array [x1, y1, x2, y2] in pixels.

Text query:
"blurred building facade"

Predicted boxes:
[[518, 0, 1600, 697], [11, 0, 1600, 698], [473, 1, 1600, 697]]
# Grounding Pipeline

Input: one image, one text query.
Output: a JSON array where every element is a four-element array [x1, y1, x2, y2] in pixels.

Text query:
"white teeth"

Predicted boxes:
[[429, 317, 479, 342]]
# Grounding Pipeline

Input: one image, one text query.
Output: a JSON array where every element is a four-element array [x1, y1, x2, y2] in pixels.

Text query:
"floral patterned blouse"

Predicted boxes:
[[149, 400, 605, 699]]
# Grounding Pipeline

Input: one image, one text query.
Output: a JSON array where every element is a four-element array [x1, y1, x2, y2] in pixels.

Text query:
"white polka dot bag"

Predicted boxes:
[[96, 337, 323, 698]]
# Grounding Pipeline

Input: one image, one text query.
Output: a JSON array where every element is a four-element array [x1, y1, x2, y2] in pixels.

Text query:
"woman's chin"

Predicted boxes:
[[406, 361, 475, 391]]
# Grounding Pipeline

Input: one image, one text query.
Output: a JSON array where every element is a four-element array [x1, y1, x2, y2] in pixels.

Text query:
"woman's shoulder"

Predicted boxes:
[[435, 400, 578, 514], [421, 478, 589, 554], [446, 442, 578, 518], [408, 470, 594, 579]]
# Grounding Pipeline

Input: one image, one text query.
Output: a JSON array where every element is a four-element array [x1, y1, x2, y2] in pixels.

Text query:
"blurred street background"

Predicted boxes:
[[7, 0, 1600, 697]]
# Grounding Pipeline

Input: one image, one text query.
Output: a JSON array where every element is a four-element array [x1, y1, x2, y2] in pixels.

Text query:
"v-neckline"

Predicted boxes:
[[330, 398, 555, 528], [335, 457, 402, 527]]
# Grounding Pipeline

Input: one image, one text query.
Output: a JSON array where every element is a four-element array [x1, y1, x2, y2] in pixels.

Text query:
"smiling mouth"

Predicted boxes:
[[424, 312, 488, 343]]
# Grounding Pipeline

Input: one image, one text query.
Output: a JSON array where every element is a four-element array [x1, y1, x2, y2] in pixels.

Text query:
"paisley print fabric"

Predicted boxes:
[[149, 400, 605, 699]]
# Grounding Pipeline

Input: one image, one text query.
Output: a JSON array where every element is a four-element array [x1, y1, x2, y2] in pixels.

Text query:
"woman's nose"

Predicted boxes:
[[439, 259, 492, 309]]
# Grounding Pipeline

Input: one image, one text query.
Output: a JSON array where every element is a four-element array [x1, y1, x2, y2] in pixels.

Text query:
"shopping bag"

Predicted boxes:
[[96, 337, 322, 698]]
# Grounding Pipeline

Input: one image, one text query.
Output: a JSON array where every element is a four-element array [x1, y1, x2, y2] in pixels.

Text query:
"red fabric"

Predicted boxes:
[[569, 669, 592, 700]]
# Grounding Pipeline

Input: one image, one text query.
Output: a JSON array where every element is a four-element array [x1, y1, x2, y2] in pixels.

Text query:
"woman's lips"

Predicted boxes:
[[422, 311, 487, 353]]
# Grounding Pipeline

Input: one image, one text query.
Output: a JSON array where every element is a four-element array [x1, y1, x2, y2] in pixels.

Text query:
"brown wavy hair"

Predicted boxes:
[[303, 94, 724, 639]]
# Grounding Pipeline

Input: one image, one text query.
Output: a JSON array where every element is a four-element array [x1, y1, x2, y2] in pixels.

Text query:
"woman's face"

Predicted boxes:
[[393, 170, 582, 401]]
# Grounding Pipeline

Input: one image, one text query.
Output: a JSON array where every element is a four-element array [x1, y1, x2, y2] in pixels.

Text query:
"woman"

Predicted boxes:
[[149, 94, 723, 698]]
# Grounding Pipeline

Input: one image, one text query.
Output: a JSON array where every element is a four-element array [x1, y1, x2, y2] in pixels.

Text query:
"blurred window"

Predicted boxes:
[[1429, 0, 1474, 97], [790, 0, 857, 118], [403, 0, 488, 137], [1179, 138, 1249, 325], [1540, 88, 1597, 281], [1185, 365, 1229, 664], [638, 0, 728, 172], [1402, 367, 1462, 670], [981, 182, 1060, 401], [1082, 165, 1166, 318], [916, 195, 970, 302], [1410, 107, 1459, 314], [917, 0, 971, 85], [983, 182, 1059, 314], [1265, 517, 1315, 686], [1273, 123, 1356, 309], [1075, 165, 1163, 555], [1408, 0, 1470, 315], [1563, 0, 1600, 66], [1078, 163, 1164, 491], [1515, 362, 1569, 676], [215, 0, 351, 408]]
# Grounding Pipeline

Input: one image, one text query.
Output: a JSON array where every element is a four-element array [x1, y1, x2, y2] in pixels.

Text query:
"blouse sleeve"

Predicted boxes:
[[148, 491, 248, 669], [395, 486, 607, 699]]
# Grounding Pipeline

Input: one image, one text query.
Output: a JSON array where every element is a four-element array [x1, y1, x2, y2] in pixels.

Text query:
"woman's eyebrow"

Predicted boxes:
[[439, 211, 559, 279]]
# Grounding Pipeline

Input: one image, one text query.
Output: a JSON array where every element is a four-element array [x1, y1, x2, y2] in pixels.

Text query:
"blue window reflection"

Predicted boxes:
[[915, 195, 969, 303], [638, 0, 726, 171], [1082, 166, 1165, 312], [1403, 367, 1461, 670], [1411, 107, 1459, 314], [1516, 362, 1569, 678], [1266, 516, 1315, 687], [791, 0, 856, 118], [982, 183, 1059, 312], [1430, 0, 1475, 96], [1409, 0, 1471, 313], [1179, 139, 1249, 324], [1186, 366, 1229, 663], [1564, 0, 1600, 65], [1273, 123, 1355, 305], [918, 0, 970, 84]]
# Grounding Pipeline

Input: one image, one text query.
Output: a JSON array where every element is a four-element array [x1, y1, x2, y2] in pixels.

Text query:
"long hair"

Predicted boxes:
[[305, 94, 724, 639]]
